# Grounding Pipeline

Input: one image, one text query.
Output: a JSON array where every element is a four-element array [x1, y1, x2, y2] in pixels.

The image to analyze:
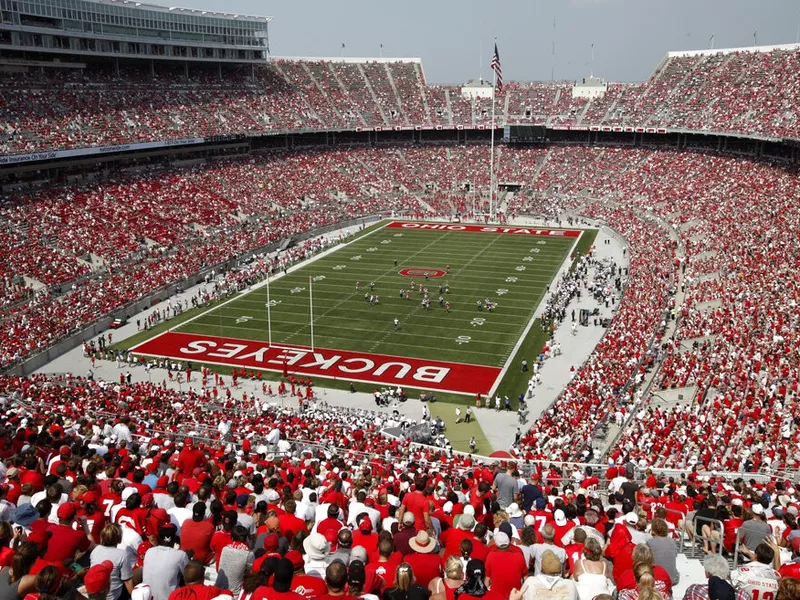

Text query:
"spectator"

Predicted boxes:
[[210, 511, 238, 570], [572, 538, 613, 600], [452, 559, 502, 600], [83, 561, 114, 600], [682, 555, 751, 600], [737, 507, 772, 561], [45, 501, 94, 564], [404, 531, 441, 588], [382, 563, 430, 600], [285, 549, 328, 600], [617, 563, 670, 600], [180, 503, 215, 565], [647, 519, 679, 586], [531, 525, 568, 576], [328, 528, 354, 566], [215, 525, 254, 595], [168, 560, 234, 600], [90, 523, 134, 600], [731, 542, 780, 599], [303, 532, 330, 579], [427, 556, 463, 600], [348, 559, 379, 600], [515, 549, 577, 600], [143, 525, 189, 600], [485, 532, 528, 599], [321, 560, 351, 600]]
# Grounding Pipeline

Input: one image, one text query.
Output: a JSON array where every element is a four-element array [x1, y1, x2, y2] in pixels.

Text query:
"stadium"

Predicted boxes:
[[0, 0, 799, 596]]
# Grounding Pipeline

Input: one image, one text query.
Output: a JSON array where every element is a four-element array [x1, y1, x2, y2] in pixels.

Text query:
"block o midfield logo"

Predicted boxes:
[[398, 268, 447, 278]]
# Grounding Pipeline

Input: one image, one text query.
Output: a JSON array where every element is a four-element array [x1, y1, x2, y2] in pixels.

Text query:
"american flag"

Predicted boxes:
[[491, 43, 503, 92]]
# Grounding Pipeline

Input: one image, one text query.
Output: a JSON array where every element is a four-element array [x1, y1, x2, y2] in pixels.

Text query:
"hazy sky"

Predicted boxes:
[[187, 0, 798, 84]]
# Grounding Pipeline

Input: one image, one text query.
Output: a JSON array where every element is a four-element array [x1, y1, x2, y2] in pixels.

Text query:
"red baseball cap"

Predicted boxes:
[[146, 508, 170, 536], [57, 502, 76, 520], [156, 476, 169, 488], [82, 491, 99, 505], [84, 560, 113, 593]]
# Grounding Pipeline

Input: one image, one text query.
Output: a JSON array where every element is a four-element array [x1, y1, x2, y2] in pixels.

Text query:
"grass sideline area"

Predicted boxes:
[[493, 228, 598, 404], [170, 223, 576, 384]]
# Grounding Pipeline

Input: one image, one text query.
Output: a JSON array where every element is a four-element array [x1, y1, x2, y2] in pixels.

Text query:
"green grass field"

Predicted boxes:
[[126, 220, 594, 453], [174, 222, 578, 379]]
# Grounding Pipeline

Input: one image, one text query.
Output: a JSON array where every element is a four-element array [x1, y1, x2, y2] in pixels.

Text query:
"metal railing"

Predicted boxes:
[[687, 515, 725, 559]]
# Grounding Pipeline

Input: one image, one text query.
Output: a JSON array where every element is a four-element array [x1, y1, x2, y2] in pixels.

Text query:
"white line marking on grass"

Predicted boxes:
[[487, 229, 586, 399], [171, 220, 392, 334]]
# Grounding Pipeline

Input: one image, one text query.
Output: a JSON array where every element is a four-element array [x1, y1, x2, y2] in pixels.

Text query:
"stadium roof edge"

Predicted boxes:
[[89, 0, 272, 22], [272, 56, 422, 64], [666, 42, 800, 58]]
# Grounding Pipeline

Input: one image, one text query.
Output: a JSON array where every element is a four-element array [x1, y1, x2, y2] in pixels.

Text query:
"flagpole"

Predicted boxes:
[[265, 272, 272, 347], [309, 275, 315, 352], [489, 52, 497, 221]]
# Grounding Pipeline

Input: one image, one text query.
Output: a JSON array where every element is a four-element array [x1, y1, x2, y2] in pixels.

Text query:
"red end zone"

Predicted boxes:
[[387, 221, 582, 237], [131, 331, 500, 395]]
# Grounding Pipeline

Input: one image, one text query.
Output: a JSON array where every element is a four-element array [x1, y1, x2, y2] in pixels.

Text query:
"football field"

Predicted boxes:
[[131, 221, 583, 397]]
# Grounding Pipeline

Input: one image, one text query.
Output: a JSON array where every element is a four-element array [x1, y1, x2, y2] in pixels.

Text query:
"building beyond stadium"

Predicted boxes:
[[0, 0, 270, 63]]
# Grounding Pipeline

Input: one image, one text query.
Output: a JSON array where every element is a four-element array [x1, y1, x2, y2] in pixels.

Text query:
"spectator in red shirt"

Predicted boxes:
[[180, 503, 215, 565], [115, 492, 149, 536], [352, 516, 378, 556], [318, 561, 357, 600], [19, 456, 45, 494], [317, 504, 346, 542], [366, 539, 401, 588], [253, 557, 305, 600], [77, 491, 108, 543], [45, 502, 94, 564], [484, 532, 527, 599], [405, 531, 441, 588], [129, 470, 152, 497], [439, 514, 474, 563], [278, 499, 309, 540], [286, 550, 327, 600], [176, 438, 205, 479], [563, 528, 587, 574], [211, 511, 238, 570], [398, 479, 432, 533], [168, 560, 233, 600]]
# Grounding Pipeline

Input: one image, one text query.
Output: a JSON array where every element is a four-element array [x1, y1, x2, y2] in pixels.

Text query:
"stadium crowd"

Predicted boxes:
[[1, 378, 800, 600], [3, 144, 800, 479], [2, 47, 800, 156]]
